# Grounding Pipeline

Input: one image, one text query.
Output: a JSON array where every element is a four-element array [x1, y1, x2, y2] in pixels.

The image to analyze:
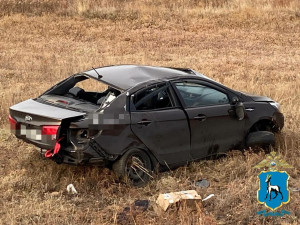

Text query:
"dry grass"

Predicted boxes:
[[0, 0, 299, 224]]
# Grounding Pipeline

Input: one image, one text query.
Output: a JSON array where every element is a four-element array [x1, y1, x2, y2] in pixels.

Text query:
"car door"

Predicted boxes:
[[172, 80, 246, 159], [130, 82, 191, 166]]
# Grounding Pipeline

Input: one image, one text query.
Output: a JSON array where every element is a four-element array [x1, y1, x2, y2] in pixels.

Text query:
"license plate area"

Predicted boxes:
[[20, 124, 42, 141]]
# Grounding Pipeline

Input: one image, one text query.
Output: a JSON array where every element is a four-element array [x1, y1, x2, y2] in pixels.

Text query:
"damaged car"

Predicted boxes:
[[9, 65, 284, 186]]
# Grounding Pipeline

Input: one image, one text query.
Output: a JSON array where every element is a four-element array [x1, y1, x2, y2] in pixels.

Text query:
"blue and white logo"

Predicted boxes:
[[254, 152, 293, 216], [257, 171, 290, 211]]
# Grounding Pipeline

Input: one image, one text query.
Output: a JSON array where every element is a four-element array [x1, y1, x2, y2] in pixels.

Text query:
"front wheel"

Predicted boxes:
[[112, 149, 152, 187], [246, 131, 275, 148]]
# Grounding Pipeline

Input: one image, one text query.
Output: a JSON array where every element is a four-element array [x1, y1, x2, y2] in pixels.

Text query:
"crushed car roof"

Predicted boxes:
[[83, 65, 203, 91]]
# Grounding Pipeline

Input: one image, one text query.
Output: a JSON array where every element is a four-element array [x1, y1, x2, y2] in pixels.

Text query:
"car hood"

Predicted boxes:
[[246, 94, 273, 102]]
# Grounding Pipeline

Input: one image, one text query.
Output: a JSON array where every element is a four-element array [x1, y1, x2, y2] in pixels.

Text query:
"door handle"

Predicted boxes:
[[245, 108, 255, 112], [137, 120, 152, 126], [194, 114, 206, 122]]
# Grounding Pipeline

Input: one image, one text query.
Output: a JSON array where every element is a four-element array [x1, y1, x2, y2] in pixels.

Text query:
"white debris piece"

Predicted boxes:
[[202, 194, 215, 201], [67, 184, 78, 194]]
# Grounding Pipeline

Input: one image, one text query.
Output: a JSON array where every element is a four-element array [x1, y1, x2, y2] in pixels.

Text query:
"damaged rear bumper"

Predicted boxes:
[[44, 138, 118, 166]]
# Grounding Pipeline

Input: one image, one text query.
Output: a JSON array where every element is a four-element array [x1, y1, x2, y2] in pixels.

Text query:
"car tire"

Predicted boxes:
[[246, 131, 275, 148], [112, 149, 152, 187]]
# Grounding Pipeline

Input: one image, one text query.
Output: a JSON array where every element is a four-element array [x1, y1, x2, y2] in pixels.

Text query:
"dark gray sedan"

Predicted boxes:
[[9, 65, 284, 186]]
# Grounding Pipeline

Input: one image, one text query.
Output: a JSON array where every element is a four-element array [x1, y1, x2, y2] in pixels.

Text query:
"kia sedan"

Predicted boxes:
[[9, 65, 284, 186]]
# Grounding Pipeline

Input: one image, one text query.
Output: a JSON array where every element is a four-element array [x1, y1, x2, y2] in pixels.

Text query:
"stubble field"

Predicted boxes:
[[0, 0, 299, 224]]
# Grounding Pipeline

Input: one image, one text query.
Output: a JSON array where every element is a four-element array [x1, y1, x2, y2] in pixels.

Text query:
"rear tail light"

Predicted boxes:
[[9, 115, 19, 130], [41, 125, 59, 136]]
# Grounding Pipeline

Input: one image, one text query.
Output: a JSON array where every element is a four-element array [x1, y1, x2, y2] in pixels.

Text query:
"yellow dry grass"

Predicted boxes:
[[0, 0, 299, 224]]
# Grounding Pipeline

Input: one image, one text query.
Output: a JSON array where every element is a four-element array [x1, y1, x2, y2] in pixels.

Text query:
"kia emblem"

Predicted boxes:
[[25, 115, 32, 121]]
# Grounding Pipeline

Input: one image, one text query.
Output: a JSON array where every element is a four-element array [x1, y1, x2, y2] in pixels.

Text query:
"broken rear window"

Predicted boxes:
[[39, 75, 121, 111]]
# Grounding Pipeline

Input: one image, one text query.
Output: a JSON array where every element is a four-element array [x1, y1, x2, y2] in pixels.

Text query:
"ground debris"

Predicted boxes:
[[66, 184, 78, 194], [156, 190, 203, 212], [194, 179, 210, 188]]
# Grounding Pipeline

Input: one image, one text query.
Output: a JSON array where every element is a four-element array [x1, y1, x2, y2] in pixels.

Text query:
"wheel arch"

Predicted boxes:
[[118, 146, 159, 170], [248, 118, 277, 133]]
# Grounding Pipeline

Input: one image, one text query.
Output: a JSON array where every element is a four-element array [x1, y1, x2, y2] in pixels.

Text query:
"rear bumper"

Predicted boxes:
[[59, 150, 107, 166], [39, 147, 107, 166], [12, 127, 117, 166], [48, 139, 118, 166], [13, 132, 56, 149]]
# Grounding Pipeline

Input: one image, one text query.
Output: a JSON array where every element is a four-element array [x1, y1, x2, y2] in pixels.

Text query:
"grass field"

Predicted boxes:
[[0, 0, 299, 224]]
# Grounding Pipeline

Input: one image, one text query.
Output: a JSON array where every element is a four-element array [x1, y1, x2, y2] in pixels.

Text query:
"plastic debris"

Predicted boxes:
[[156, 190, 202, 211], [133, 200, 149, 211], [194, 179, 210, 188], [202, 194, 215, 201], [66, 184, 78, 194]]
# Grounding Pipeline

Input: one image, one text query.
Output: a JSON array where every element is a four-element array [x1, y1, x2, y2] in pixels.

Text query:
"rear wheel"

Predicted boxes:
[[112, 149, 152, 187]]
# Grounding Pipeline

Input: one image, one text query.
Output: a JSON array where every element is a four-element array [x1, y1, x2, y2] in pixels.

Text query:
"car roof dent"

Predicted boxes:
[[83, 65, 206, 91]]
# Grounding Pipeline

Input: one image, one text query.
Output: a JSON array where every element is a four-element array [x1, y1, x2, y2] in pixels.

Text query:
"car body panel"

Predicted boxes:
[[10, 99, 86, 122], [184, 104, 246, 158], [130, 108, 191, 165], [83, 65, 206, 91], [9, 99, 86, 149], [245, 94, 273, 102]]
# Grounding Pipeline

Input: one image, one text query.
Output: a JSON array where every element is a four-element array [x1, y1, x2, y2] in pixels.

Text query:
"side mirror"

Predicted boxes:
[[235, 102, 245, 120]]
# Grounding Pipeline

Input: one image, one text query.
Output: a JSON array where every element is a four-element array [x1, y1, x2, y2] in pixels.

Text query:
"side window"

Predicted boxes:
[[133, 83, 174, 111], [175, 82, 229, 107]]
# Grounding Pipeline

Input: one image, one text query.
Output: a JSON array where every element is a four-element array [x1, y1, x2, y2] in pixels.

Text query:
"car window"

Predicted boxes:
[[175, 82, 229, 107], [133, 83, 174, 111]]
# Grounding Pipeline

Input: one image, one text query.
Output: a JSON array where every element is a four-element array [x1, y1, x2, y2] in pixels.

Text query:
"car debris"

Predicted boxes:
[[202, 194, 215, 201], [9, 65, 284, 186], [194, 179, 210, 188], [156, 190, 203, 211], [66, 184, 78, 194]]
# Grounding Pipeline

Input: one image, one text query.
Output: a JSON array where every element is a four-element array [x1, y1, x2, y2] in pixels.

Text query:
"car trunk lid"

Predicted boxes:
[[9, 99, 85, 149]]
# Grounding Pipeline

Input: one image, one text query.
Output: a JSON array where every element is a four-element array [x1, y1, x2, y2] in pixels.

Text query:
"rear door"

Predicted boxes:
[[130, 82, 191, 166], [172, 80, 246, 159]]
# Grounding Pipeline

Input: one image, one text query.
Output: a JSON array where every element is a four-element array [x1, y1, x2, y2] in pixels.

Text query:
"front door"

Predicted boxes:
[[130, 83, 191, 166], [173, 80, 246, 159]]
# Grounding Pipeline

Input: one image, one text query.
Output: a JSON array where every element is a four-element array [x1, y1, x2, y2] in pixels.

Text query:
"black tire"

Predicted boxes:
[[112, 149, 152, 187], [246, 131, 275, 148]]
